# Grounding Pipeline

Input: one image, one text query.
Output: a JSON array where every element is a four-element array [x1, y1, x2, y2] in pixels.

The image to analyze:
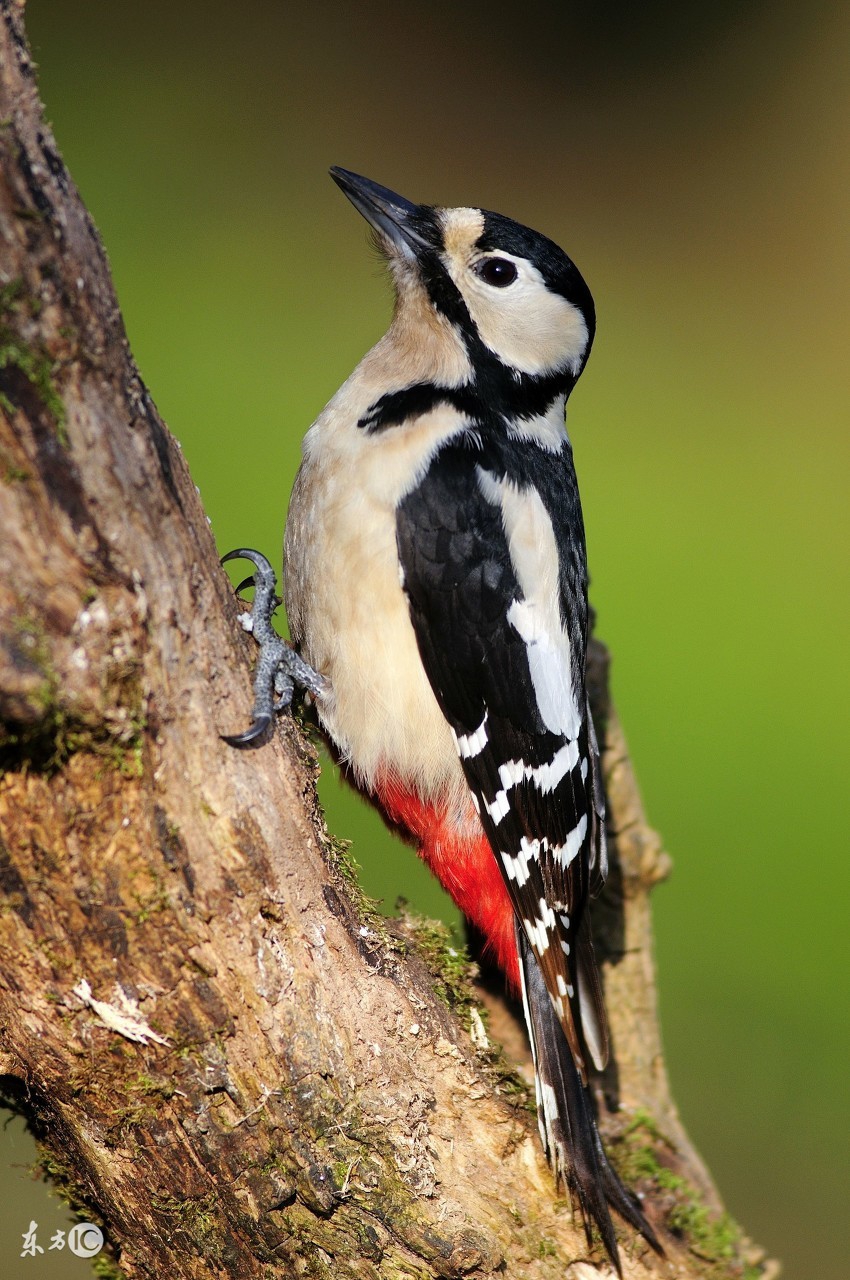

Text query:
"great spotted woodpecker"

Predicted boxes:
[[225, 168, 662, 1270]]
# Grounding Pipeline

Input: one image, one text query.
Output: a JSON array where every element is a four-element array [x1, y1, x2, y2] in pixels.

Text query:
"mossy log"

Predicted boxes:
[[0, 5, 775, 1278]]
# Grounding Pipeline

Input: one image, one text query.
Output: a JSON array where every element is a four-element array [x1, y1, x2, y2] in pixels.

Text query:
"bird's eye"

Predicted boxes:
[[474, 256, 518, 287]]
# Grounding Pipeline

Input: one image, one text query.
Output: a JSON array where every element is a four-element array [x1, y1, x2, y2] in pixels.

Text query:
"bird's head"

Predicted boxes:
[[330, 167, 595, 394]]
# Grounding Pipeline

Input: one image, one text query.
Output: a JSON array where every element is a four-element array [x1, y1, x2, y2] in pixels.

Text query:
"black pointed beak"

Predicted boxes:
[[330, 167, 429, 256]]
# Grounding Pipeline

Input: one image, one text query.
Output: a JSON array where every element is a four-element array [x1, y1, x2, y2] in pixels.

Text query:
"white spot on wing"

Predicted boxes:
[[523, 914, 552, 955], [452, 711, 489, 759], [498, 758, 527, 789], [496, 740, 580, 796], [484, 789, 510, 824], [531, 741, 579, 792], [499, 820, 587, 887], [552, 814, 587, 868], [538, 897, 556, 931], [500, 835, 539, 887]]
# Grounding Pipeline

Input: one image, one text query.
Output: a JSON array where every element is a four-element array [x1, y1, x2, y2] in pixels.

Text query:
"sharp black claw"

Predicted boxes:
[[221, 548, 272, 568], [221, 546, 325, 748], [234, 575, 255, 597], [220, 714, 273, 748]]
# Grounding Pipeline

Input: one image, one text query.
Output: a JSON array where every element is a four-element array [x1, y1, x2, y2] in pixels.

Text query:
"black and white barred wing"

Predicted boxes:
[[396, 441, 609, 1078]]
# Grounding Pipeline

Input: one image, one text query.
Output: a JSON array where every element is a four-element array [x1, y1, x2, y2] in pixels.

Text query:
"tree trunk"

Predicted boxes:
[[0, 5, 775, 1277]]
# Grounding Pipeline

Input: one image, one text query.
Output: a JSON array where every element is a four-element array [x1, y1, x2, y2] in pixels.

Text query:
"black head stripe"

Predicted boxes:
[[399, 205, 475, 329]]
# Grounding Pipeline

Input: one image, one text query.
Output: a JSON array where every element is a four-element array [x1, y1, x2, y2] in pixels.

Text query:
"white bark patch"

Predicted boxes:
[[73, 979, 169, 1047]]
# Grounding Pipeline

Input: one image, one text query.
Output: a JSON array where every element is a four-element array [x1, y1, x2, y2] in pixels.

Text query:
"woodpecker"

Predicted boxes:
[[225, 168, 662, 1271]]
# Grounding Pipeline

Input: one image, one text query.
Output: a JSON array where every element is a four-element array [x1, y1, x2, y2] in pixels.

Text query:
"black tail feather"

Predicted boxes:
[[517, 927, 662, 1271]]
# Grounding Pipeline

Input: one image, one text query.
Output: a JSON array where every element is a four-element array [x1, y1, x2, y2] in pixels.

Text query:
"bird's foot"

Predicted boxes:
[[220, 548, 326, 747]]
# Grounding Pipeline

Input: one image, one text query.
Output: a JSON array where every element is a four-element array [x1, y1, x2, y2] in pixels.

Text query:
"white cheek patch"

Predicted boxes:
[[449, 250, 589, 378]]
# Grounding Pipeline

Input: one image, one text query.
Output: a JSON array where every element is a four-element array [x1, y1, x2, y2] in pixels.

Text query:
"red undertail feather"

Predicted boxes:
[[375, 776, 520, 990]]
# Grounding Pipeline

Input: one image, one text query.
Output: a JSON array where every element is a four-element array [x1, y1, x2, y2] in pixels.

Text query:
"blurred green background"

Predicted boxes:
[[1, 1, 846, 1277]]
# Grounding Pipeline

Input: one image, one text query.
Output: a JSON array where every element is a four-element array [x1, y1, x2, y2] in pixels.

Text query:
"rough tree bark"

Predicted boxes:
[[0, 6, 776, 1279]]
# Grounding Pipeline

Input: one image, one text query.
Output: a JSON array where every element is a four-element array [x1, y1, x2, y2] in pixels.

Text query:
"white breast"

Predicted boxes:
[[284, 361, 470, 811]]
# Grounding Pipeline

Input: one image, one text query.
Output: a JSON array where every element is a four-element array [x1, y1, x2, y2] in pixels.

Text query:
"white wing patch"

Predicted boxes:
[[476, 468, 581, 740], [506, 598, 581, 739]]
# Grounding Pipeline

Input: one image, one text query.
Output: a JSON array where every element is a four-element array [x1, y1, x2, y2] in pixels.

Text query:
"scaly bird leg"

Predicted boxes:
[[220, 548, 326, 747]]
